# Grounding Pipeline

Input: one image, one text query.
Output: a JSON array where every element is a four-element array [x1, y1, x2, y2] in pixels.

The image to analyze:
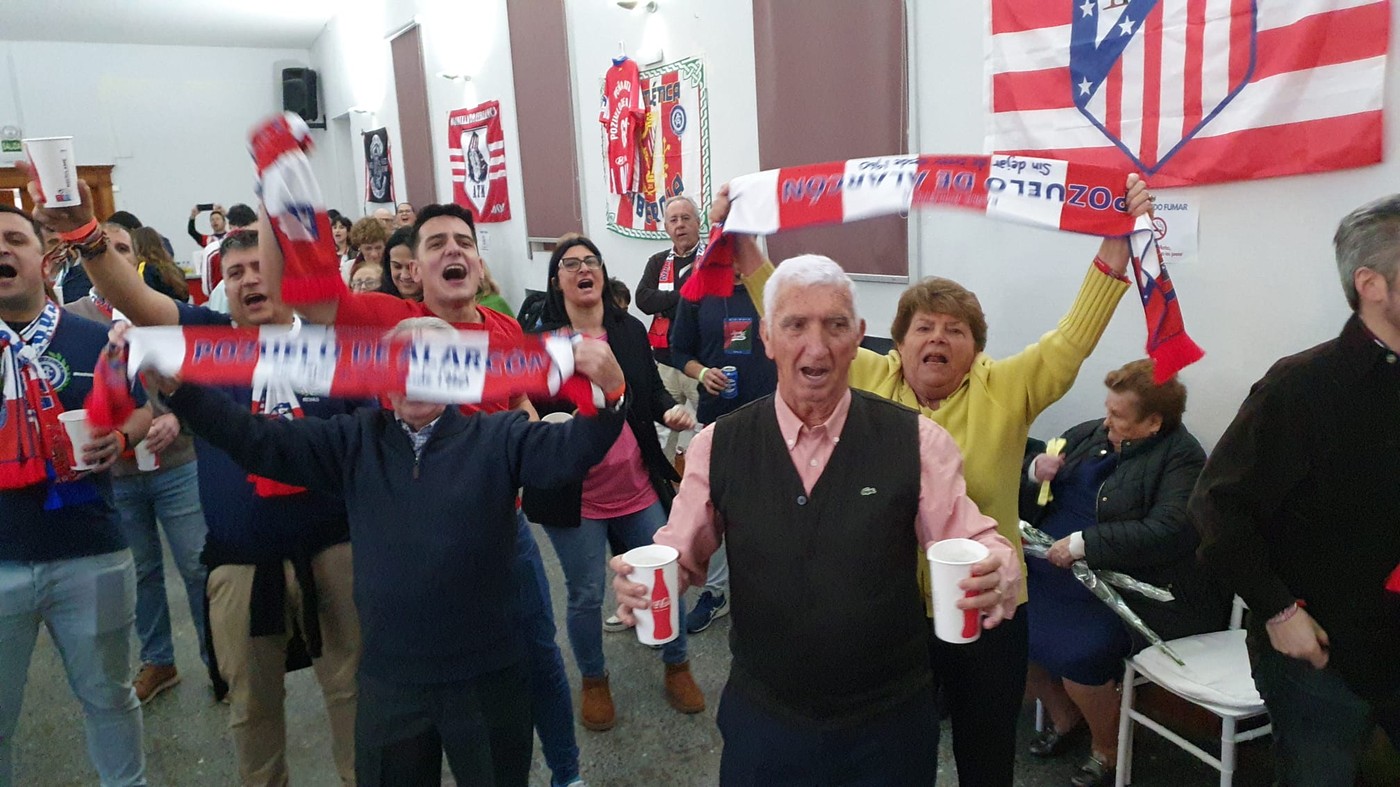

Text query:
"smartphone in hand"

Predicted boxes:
[[196, 203, 215, 211]]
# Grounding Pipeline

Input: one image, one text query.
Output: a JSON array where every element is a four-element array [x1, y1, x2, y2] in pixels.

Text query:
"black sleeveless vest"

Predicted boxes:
[[711, 390, 929, 727]]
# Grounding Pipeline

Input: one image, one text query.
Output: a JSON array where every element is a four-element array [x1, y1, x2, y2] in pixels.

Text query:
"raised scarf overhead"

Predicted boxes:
[[682, 154, 1203, 381], [251, 113, 343, 305], [117, 324, 600, 414]]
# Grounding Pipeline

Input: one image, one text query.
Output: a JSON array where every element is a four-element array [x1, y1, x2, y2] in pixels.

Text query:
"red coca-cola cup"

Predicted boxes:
[[622, 544, 680, 646], [927, 538, 990, 644]]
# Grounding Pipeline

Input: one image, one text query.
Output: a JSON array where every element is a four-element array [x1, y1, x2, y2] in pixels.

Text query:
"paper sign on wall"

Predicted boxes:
[[1150, 197, 1199, 265], [448, 101, 512, 223]]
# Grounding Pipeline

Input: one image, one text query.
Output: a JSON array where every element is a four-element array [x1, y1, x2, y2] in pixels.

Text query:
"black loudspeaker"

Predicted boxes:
[[282, 67, 319, 122]]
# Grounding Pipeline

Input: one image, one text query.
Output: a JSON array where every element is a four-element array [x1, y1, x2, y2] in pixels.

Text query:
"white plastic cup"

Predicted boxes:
[[927, 538, 990, 644], [540, 412, 573, 424], [623, 544, 680, 646], [58, 409, 94, 470], [134, 439, 159, 472], [22, 136, 81, 208]]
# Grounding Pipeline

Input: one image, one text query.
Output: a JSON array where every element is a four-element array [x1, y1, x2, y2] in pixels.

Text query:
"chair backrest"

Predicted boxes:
[[1229, 596, 1248, 630]]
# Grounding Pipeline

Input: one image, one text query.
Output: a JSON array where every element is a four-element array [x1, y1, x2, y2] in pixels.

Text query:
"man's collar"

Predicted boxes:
[[396, 413, 443, 434], [671, 242, 700, 258], [1340, 314, 1399, 376], [774, 388, 853, 446]]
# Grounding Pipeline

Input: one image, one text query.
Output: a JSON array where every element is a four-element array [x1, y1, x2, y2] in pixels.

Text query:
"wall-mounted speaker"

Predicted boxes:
[[282, 67, 320, 123]]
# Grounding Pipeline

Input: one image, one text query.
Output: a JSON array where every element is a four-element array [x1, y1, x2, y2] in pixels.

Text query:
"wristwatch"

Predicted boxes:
[[602, 391, 627, 414]]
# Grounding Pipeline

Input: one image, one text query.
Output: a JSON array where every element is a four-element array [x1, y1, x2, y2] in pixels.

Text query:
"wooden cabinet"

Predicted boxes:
[[0, 165, 116, 219]]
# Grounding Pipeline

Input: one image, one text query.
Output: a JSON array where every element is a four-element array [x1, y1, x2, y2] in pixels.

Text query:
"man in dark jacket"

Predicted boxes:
[[1191, 194, 1400, 787], [635, 196, 703, 459], [150, 318, 629, 787]]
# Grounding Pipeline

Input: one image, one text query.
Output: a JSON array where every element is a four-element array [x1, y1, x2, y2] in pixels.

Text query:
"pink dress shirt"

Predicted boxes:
[[653, 390, 1022, 621]]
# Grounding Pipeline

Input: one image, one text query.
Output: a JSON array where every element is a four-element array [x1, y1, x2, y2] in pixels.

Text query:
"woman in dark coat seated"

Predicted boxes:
[[1022, 359, 1232, 787]]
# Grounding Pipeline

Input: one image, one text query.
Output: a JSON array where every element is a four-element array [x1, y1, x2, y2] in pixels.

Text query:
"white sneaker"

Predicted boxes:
[[603, 614, 628, 633]]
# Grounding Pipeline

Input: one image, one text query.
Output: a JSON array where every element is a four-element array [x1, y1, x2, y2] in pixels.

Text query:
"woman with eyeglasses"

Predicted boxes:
[[521, 234, 706, 734]]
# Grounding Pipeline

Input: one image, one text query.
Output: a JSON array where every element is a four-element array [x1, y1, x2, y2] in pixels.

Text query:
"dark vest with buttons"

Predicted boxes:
[[711, 390, 929, 727]]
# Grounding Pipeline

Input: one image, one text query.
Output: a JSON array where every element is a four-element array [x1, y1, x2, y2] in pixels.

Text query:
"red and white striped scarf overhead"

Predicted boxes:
[[121, 325, 600, 411], [679, 153, 1202, 381], [988, 0, 1388, 187]]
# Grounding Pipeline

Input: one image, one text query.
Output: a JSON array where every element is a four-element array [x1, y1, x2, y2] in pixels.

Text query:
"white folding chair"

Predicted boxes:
[[1115, 597, 1271, 786]]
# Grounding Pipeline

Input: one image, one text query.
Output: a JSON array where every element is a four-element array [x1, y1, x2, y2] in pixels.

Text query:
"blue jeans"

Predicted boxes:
[[112, 461, 209, 668], [512, 511, 580, 787], [0, 551, 146, 786], [1253, 644, 1400, 787], [543, 501, 687, 677], [704, 539, 730, 595]]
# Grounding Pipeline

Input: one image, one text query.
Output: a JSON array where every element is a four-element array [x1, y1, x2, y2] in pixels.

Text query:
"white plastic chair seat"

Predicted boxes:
[[1131, 629, 1264, 717]]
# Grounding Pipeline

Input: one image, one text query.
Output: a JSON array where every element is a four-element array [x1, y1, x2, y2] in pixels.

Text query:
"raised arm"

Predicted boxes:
[[255, 210, 340, 324], [165, 381, 352, 497], [18, 163, 179, 326]]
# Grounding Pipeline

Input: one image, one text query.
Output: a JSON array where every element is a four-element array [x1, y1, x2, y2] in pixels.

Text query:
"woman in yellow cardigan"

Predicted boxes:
[[715, 174, 1152, 787]]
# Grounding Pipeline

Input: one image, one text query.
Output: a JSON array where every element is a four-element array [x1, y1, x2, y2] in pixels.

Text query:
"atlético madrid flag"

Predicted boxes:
[[449, 101, 512, 223], [987, 0, 1389, 187]]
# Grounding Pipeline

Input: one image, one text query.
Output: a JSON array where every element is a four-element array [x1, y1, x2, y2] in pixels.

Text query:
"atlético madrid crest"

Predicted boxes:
[[1070, 0, 1257, 173]]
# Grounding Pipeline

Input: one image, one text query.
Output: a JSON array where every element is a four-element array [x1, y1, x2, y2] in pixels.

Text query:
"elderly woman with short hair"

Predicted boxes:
[[722, 174, 1153, 786], [1021, 359, 1230, 786]]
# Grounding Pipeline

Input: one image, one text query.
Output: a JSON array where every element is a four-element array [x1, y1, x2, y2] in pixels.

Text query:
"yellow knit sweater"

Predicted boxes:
[[743, 262, 1130, 607]]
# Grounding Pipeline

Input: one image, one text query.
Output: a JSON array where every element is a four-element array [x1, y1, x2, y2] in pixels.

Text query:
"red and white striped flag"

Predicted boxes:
[[988, 0, 1389, 187]]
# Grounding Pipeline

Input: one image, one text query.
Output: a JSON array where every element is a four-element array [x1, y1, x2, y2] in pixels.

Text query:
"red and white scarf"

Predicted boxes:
[[646, 242, 703, 350], [0, 301, 79, 490], [251, 114, 343, 305], [682, 154, 1203, 380], [120, 324, 599, 413]]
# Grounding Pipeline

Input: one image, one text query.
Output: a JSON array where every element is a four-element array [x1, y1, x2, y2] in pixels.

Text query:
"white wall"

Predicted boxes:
[[311, 0, 760, 315], [310, 0, 1395, 449], [911, 1, 1395, 449], [0, 40, 312, 263], [312, 0, 537, 308], [563, 0, 761, 323]]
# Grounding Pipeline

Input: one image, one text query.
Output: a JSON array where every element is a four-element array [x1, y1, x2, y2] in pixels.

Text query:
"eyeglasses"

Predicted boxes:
[[559, 255, 603, 272], [350, 279, 379, 292]]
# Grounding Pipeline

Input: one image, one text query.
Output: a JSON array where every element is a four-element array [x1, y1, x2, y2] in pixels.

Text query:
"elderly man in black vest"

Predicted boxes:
[[612, 253, 1019, 784]]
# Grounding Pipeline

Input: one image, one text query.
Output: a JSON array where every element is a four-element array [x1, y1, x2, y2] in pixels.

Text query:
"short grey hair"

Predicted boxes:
[[664, 195, 699, 218], [1333, 194, 1400, 310], [764, 254, 859, 321], [385, 316, 456, 340]]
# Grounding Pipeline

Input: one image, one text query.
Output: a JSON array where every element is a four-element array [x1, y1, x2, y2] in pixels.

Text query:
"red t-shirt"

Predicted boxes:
[[334, 292, 523, 415], [599, 57, 644, 196]]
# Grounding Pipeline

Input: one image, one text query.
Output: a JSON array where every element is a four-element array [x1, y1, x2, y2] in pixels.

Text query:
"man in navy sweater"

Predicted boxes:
[[148, 317, 629, 786]]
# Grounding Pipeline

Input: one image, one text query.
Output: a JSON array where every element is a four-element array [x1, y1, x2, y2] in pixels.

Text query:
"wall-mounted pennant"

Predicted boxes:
[[448, 101, 512, 223], [363, 127, 395, 204]]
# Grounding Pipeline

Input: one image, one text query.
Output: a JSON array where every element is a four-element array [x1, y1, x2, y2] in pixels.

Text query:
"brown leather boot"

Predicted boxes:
[[580, 674, 615, 731], [664, 661, 705, 714]]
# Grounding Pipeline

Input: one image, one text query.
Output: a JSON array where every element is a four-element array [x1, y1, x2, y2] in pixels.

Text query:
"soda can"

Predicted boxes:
[[720, 366, 739, 399]]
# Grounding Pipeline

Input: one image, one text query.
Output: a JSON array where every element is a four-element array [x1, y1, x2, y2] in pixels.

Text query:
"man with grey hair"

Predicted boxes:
[[635, 195, 703, 460], [148, 316, 631, 786], [1192, 195, 1400, 786], [610, 253, 1018, 783]]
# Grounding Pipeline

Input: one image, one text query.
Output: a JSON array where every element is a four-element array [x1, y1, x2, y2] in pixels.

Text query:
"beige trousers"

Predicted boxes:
[[208, 542, 360, 786]]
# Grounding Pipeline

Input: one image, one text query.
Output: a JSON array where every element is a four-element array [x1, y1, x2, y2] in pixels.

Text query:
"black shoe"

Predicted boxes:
[[1028, 723, 1085, 757], [1069, 755, 1114, 787]]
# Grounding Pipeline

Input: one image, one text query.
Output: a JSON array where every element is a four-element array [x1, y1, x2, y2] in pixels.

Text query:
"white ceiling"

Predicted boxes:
[[2, 0, 341, 50]]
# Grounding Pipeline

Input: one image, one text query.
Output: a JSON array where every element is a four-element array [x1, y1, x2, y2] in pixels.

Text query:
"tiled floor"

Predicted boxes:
[[12, 522, 1275, 786]]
